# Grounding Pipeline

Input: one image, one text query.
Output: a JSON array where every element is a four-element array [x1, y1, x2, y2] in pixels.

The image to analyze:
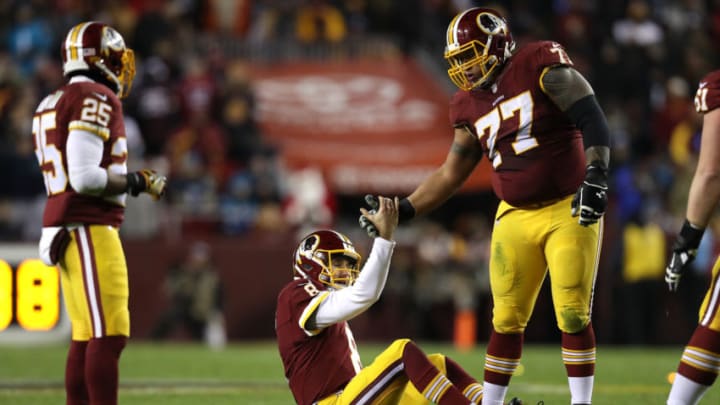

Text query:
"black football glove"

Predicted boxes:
[[359, 194, 380, 238], [571, 162, 608, 226], [127, 169, 167, 200], [665, 220, 704, 292], [359, 195, 416, 238]]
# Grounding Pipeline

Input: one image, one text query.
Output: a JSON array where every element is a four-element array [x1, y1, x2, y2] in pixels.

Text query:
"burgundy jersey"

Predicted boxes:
[[276, 279, 361, 405], [32, 79, 127, 227], [695, 70, 720, 113], [450, 41, 586, 206]]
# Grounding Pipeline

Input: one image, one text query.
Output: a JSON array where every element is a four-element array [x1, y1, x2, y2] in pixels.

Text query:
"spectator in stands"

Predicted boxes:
[[611, 0, 665, 130], [152, 241, 225, 347], [447, 213, 492, 351], [412, 220, 453, 340], [165, 55, 226, 222], [126, 53, 181, 157], [653, 76, 695, 152], [294, 0, 347, 44], [203, 0, 252, 37], [220, 59, 264, 168], [6, 4, 53, 78], [619, 204, 666, 344], [218, 170, 259, 235], [0, 86, 44, 240], [283, 166, 334, 235]]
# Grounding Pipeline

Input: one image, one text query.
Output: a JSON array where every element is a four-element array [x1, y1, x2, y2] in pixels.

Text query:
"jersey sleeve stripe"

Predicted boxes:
[[538, 66, 553, 94], [298, 291, 329, 336], [69, 120, 110, 141]]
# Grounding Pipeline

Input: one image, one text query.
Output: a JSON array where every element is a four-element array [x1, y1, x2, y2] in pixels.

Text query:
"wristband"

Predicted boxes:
[[585, 161, 608, 185], [126, 172, 146, 196], [398, 198, 416, 224], [678, 219, 705, 250]]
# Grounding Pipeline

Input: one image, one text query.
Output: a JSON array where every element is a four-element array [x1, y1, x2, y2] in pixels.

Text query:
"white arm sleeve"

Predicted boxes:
[[66, 129, 108, 195], [313, 237, 395, 328]]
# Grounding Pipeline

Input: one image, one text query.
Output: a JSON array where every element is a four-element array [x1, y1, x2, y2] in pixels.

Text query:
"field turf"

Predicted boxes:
[[0, 341, 718, 404]]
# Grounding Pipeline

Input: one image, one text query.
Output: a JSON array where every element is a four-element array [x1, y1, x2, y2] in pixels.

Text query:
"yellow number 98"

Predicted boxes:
[[0, 261, 11, 330], [15, 259, 59, 331]]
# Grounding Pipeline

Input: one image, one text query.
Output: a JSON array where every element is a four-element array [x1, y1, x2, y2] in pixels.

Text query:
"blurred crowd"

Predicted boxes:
[[2, 0, 720, 344]]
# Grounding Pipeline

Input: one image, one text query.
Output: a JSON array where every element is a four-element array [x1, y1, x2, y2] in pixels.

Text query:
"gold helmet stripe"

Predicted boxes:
[[66, 22, 92, 62], [65, 24, 82, 62], [446, 8, 472, 48]]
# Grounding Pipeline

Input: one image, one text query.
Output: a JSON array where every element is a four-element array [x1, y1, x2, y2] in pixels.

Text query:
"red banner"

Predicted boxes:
[[250, 60, 492, 194]]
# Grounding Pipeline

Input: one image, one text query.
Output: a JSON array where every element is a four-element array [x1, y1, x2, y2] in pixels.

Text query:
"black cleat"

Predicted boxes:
[[507, 398, 522, 405]]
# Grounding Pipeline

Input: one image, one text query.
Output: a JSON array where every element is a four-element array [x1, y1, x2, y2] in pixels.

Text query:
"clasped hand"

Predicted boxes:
[[359, 195, 380, 238]]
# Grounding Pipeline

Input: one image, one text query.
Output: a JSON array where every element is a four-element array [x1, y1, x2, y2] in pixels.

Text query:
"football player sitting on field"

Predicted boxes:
[[275, 196, 522, 405]]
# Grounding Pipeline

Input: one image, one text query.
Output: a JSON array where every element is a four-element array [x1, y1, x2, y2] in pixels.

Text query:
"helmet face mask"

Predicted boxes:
[[444, 8, 515, 91], [294, 230, 361, 290], [315, 251, 360, 289], [62, 22, 136, 98]]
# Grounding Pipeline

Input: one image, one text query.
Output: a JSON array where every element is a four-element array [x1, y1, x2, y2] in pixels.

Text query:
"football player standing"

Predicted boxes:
[[32, 22, 167, 405], [361, 8, 611, 405], [664, 70, 720, 405], [276, 196, 522, 404]]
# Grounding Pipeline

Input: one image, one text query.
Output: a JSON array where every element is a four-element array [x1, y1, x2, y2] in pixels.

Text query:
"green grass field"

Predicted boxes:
[[0, 341, 718, 404]]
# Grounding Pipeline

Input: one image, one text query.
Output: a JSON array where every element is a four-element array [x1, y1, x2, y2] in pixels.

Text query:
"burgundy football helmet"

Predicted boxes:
[[293, 230, 361, 290], [61, 21, 136, 98], [444, 8, 515, 90]]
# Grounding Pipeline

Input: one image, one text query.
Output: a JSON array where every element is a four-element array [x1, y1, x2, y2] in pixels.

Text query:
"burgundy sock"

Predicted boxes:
[[66, 340, 89, 405], [446, 356, 483, 402], [402, 341, 470, 404], [445, 356, 479, 388], [678, 325, 720, 385], [484, 331, 523, 386], [561, 323, 596, 377], [86, 336, 127, 405]]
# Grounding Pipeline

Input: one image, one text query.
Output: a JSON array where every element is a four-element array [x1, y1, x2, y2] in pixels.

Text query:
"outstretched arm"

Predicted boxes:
[[310, 237, 395, 328], [406, 127, 482, 218], [309, 197, 399, 329], [359, 128, 481, 238]]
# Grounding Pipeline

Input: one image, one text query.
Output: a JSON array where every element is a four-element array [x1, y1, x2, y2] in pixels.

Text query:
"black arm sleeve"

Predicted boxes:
[[565, 94, 611, 149]]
